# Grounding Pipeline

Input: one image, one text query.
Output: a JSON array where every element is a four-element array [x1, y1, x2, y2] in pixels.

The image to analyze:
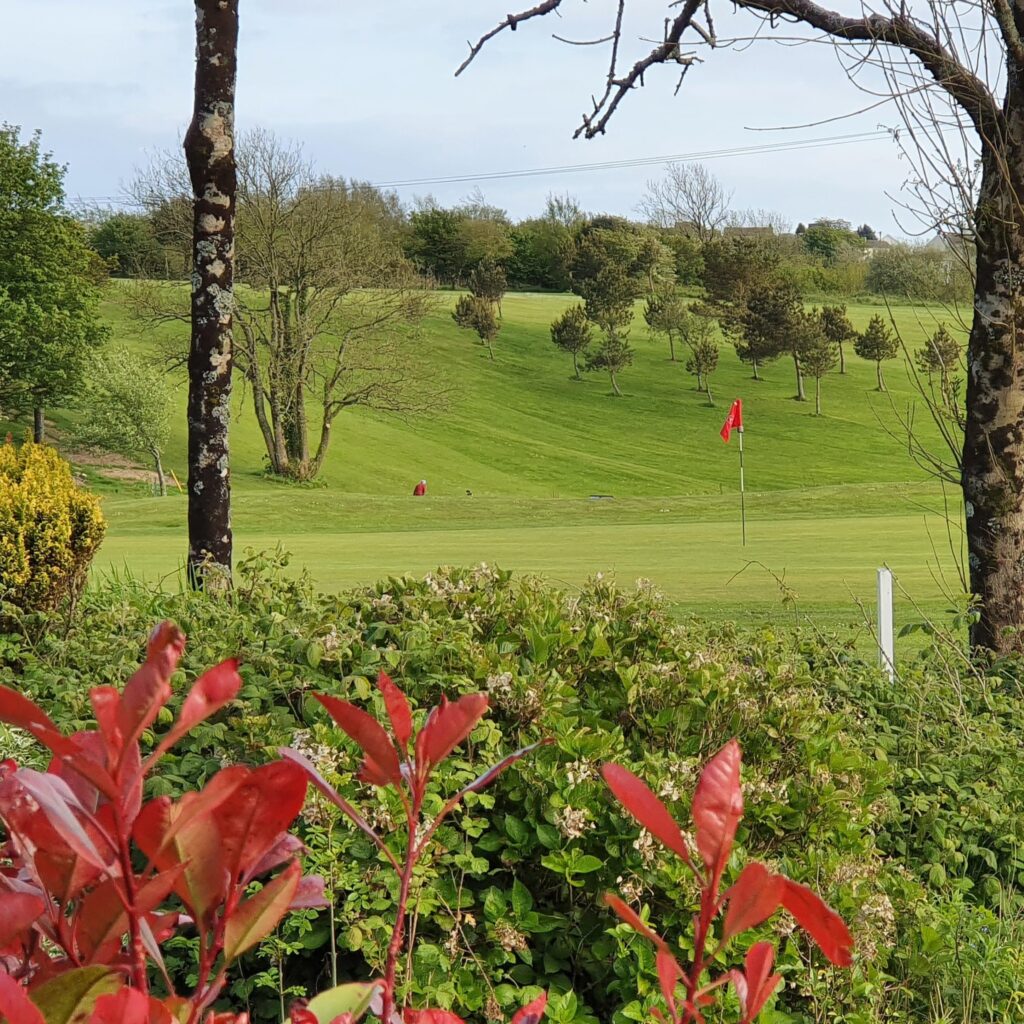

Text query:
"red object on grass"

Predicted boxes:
[[720, 398, 743, 442]]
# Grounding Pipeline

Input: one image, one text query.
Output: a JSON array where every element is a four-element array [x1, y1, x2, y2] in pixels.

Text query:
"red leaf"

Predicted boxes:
[[656, 949, 683, 1018], [692, 740, 743, 885], [734, 942, 782, 1022], [146, 660, 241, 765], [89, 688, 123, 762], [457, 739, 553, 798], [415, 693, 488, 776], [290, 874, 328, 910], [315, 694, 401, 787], [722, 863, 783, 941], [0, 891, 44, 948], [602, 893, 666, 948], [0, 974, 44, 1024], [378, 672, 413, 749], [224, 861, 302, 962], [510, 993, 548, 1024], [0, 687, 59, 738], [88, 988, 171, 1024], [117, 622, 185, 757], [403, 1011, 467, 1024], [780, 879, 854, 966], [601, 764, 691, 865]]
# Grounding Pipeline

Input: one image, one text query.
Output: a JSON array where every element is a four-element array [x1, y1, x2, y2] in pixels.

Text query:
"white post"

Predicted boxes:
[[877, 567, 895, 681]]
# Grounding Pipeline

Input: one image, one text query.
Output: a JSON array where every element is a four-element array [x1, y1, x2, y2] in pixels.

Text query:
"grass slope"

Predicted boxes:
[[33, 289, 967, 626]]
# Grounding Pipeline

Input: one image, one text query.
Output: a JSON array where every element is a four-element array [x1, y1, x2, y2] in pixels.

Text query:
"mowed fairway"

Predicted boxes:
[[73, 288, 967, 630]]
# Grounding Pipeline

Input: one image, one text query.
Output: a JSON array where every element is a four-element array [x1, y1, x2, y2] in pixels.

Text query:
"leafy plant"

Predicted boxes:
[[0, 621, 368, 1024], [600, 742, 852, 1022]]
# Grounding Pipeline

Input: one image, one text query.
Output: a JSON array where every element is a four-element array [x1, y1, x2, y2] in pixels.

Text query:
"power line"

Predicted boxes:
[[67, 127, 892, 208]]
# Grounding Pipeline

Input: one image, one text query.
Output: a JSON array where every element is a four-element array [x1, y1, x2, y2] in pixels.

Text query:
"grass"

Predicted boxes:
[[18, 287, 969, 634]]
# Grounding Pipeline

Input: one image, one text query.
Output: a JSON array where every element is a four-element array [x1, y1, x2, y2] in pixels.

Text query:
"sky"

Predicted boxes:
[[1, 0, 939, 235]]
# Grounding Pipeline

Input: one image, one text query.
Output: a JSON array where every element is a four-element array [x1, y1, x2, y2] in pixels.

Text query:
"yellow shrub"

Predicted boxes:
[[0, 439, 105, 612]]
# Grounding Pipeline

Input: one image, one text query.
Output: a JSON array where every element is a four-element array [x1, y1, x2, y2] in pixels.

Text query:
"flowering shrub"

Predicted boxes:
[[0, 438, 104, 616]]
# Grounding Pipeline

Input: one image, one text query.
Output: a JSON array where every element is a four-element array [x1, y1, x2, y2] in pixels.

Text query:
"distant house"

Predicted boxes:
[[723, 225, 775, 239], [862, 237, 891, 260]]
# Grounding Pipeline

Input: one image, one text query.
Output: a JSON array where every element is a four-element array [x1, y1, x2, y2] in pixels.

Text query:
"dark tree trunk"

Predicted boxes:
[[793, 351, 806, 401], [610, 370, 621, 396], [152, 450, 167, 497], [184, 0, 238, 587], [751, 356, 760, 381], [963, 144, 1024, 653], [572, 351, 581, 380], [668, 334, 676, 361], [876, 362, 886, 392], [838, 341, 846, 374], [814, 376, 822, 416], [32, 407, 44, 443]]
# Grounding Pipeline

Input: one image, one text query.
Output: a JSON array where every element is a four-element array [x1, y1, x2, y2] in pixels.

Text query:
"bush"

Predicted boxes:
[[4, 555, 1023, 1024], [0, 438, 105, 614]]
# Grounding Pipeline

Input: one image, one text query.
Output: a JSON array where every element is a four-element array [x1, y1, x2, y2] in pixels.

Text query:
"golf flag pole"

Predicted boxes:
[[720, 399, 746, 545]]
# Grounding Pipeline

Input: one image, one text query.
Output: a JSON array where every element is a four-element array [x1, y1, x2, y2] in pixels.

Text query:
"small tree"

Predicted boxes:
[[915, 323, 961, 385], [550, 304, 592, 380], [800, 314, 838, 416], [585, 333, 634, 396], [453, 293, 500, 359], [819, 303, 856, 374], [78, 348, 174, 496], [644, 288, 689, 361], [685, 336, 719, 405], [468, 257, 507, 316], [855, 314, 900, 391]]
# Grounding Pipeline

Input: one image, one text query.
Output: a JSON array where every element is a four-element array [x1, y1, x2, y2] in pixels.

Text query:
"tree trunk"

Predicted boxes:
[[610, 370, 621, 396], [487, 342, 494, 361], [838, 341, 846, 374], [152, 450, 167, 497], [184, 0, 238, 587], [962, 145, 1024, 653], [751, 356, 760, 381], [32, 407, 44, 443], [793, 351, 806, 401], [814, 376, 822, 417], [668, 335, 676, 362], [696, 370, 704, 392], [876, 362, 886, 392], [572, 351, 581, 380], [706, 380, 714, 407]]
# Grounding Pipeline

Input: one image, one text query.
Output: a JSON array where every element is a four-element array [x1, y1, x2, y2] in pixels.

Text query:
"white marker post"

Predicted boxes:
[[738, 426, 746, 547], [877, 567, 895, 681]]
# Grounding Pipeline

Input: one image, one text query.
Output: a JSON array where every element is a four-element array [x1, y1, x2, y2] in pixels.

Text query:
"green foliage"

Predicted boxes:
[[684, 335, 719, 404], [914, 323, 960, 380], [469, 258, 508, 308], [855, 315, 900, 391], [801, 222, 865, 265], [7, 559, 1024, 1023], [453, 294, 500, 358], [549, 305, 592, 379], [78, 347, 174, 495], [0, 439, 105, 615], [87, 212, 164, 277], [0, 125, 108, 429], [738, 281, 802, 377]]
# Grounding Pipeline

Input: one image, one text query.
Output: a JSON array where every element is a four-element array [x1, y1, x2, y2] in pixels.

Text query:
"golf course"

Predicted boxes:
[[74, 288, 964, 631]]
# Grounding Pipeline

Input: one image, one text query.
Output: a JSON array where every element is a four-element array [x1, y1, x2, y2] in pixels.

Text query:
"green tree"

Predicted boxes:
[[550, 304, 592, 380], [453, 294, 500, 360], [78, 348, 173, 496], [685, 335, 719, 405], [406, 206, 468, 285], [643, 288, 690, 361], [800, 313, 839, 416], [801, 222, 865, 265], [581, 263, 636, 396], [0, 125, 107, 441], [88, 212, 163, 277], [695, 236, 780, 348], [468, 258, 507, 316], [739, 281, 802, 391], [855, 314, 900, 391], [585, 333, 634, 397], [819, 303, 856, 374], [915, 323, 961, 385]]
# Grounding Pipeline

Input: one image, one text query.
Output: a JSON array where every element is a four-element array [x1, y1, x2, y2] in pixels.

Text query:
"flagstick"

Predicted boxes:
[[738, 426, 747, 546]]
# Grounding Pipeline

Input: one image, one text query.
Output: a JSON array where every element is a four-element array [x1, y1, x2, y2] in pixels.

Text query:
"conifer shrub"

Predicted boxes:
[[0, 438, 105, 614]]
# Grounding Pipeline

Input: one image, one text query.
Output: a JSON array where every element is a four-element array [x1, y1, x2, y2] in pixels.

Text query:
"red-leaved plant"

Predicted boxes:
[[281, 672, 550, 1024], [601, 742, 854, 1023], [0, 622, 373, 1024]]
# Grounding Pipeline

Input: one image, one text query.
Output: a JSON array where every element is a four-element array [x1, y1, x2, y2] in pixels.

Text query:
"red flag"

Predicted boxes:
[[720, 399, 743, 442]]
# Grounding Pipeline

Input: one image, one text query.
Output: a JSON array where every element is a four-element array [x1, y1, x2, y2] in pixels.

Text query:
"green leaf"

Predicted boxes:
[[511, 879, 533, 917], [591, 633, 611, 659], [30, 966, 120, 1024], [306, 641, 324, 669], [571, 854, 604, 874], [286, 982, 379, 1024]]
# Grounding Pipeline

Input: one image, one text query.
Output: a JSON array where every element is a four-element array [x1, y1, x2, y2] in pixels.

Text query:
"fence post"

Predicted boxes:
[[877, 567, 895, 681]]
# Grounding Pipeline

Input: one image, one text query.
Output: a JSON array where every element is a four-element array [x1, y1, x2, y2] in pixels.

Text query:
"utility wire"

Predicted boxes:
[[67, 127, 892, 208]]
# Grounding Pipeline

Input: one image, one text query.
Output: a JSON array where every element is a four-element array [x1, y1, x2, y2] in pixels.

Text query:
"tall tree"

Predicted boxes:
[[685, 334, 719, 404], [550, 304, 592, 380], [915, 323, 961, 389], [0, 126, 106, 441], [643, 288, 689, 361], [739, 281, 801, 391], [639, 162, 731, 241], [855, 314, 900, 392], [78, 348, 173, 496], [819, 303, 856, 374], [184, 0, 238, 586], [457, 0, 1024, 650], [469, 258, 508, 316], [800, 313, 838, 416], [581, 264, 637, 396]]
